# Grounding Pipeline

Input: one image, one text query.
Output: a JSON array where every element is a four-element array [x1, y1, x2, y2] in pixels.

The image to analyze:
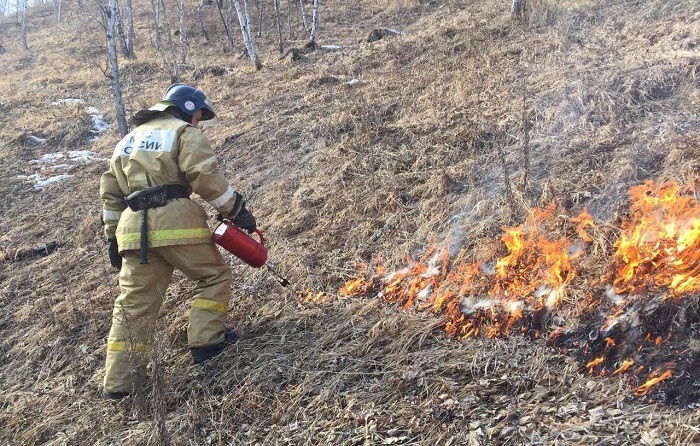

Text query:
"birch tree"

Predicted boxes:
[[299, 0, 308, 33], [232, 0, 261, 69], [176, 0, 186, 63], [512, 0, 526, 20], [115, 3, 130, 56], [308, 0, 318, 46], [273, 0, 283, 54], [151, 0, 178, 80], [20, 0, 28, 50], [125, 0, 134, 57], [159, 0, 179, 80], [216, 0, 235, 53], [195, 0, 209, 41], [54, 0, 61, 21], [255, 0, 263, 38], [105, 0, 129, 137]]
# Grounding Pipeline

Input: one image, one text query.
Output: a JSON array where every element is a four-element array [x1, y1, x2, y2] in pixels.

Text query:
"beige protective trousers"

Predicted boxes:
[[104, 243, 231, 394]]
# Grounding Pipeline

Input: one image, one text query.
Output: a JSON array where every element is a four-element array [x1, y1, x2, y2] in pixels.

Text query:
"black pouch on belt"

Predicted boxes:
[[125, 184, 190, 264]]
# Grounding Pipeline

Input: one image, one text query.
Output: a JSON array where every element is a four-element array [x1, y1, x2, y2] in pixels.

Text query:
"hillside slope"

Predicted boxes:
[[1, 0, 699, 444]]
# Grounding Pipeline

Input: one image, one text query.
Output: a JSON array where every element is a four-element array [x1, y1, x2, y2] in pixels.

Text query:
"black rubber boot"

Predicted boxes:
[[191, 331, 239, 364], [102, 390, 130, 401]]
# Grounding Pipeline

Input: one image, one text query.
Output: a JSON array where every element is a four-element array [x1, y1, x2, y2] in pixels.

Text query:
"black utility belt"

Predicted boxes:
[[124, 184, 190, 264], [125, 184, 190, 211]]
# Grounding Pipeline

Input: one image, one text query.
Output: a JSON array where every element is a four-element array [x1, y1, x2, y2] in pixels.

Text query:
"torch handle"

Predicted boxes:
[[254, 229, 265, 246]]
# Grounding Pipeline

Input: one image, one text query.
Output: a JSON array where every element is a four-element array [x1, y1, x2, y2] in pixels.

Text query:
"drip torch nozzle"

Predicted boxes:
[[266, 261, 291, 287]]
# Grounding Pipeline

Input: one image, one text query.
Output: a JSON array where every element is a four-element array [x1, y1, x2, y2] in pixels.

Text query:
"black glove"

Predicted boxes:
[[108, 238, 122, 269], [232, 207, 257, 233]]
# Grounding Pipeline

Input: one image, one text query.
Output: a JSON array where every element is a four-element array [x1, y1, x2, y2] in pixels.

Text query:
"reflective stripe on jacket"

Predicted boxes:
[[99, 113, 240, 251]]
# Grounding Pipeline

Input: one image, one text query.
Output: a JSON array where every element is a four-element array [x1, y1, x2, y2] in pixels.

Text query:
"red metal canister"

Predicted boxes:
[[212, 221, 268, 268]]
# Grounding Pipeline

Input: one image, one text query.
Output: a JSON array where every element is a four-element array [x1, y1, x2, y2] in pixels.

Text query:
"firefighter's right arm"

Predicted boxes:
[[177, 126, 245, 218], [99, 165, 127, 239]]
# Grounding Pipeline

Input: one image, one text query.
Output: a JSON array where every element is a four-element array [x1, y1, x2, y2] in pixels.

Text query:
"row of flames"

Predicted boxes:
[[334, 180, 700, 399]]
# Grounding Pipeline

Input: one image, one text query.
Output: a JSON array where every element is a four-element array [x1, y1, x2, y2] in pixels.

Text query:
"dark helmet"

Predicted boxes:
[[149, 83, 217, 122]]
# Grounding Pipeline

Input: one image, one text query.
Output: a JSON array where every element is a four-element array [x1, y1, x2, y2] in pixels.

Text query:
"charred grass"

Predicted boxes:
[[0, 0, 699, 444]]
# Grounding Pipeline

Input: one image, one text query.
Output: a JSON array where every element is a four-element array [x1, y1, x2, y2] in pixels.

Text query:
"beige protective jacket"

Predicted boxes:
[[100, 113, 241, 252]]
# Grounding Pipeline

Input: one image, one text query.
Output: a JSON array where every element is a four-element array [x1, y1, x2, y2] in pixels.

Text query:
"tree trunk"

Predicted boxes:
[[106, 0, 129, 137], [151, 0, 170, 78], [273, 0, 283, 54], [20, 0, 27, 50], [126, 0, 134, 57], [177, 0, 187, 63], [512, 0, 526, 20], [0, 41, 6, 55], [299, 0, 308, 33], [232, 0, 261, 69], [196, 0, 209, 41], [158, 0, 179, 81], [115, 2, 130, 56], [287, 0, 292, 38], [54, 0, 61, 22], [255, 0, 263, 38], [308, 0, 318, 44], [243, 0, 261, 67], [217, 0, 235, 53]]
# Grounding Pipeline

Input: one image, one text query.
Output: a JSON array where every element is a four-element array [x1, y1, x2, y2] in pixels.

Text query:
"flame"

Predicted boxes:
[[613, 181, 700, 296], [340, 207, 594, 341], [572, 207, 595, 242], [586, 356, 605, 374], [633, 370, 672, 397], [297, 289, 329, 304], [339, 277, 371, 297], [612, 359, 635, 376], [337, 180, 700, 399]]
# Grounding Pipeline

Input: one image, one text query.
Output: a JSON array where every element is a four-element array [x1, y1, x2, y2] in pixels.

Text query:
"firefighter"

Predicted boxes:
[[100, 83, 256, 400]]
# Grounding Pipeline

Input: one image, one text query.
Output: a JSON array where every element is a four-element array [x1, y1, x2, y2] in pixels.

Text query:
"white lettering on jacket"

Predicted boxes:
[[114, 130, 176, 157]]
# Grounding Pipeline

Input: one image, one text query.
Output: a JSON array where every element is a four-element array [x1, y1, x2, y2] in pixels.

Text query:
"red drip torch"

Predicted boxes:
[[212, 221, 290, 287]]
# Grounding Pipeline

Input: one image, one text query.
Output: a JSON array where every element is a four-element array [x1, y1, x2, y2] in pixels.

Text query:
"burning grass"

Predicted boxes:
[[340, 180, 700, 406], [1, 0, 700, 444]]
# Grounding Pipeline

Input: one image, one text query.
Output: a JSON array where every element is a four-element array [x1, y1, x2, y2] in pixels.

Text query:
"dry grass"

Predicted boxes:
[[1, 0, 699, 444]]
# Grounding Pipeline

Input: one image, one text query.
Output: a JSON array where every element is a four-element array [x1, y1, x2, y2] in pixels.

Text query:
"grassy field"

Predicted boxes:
[[1, 0, 699, 444]]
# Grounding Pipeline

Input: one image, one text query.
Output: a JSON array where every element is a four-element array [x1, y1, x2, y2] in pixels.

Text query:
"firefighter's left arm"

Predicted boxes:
[[99, 165, 127, 239], [178, 127, 244, 218]]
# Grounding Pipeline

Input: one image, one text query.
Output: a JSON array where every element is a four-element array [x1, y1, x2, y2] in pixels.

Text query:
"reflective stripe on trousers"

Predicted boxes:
[[103, 243, 231, 393]]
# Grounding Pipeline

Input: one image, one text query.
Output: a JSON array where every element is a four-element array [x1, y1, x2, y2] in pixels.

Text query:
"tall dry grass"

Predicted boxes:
[[0, 0, 699, 444]]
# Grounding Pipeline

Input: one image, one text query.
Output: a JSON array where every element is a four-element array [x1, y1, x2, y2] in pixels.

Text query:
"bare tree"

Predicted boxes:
[[273, 0, 283, 54], [308, 0, 318, 46], [54, 0, 61, 21], [232, 0, 261, 69], [151, 0, 178, 80], [195, 0, 209, 41], [512, 0, 526, 20], [105, 0, 129, 137], [115, 2, 130, 56], [125, 0, 134, 56], [255, 0, 263, 38], [176, 0, 187, 63], [20, 0, 28, 50], [299, 0, 308, 33], [216, 0, 235, 53], [159, 0, 179, 80]]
